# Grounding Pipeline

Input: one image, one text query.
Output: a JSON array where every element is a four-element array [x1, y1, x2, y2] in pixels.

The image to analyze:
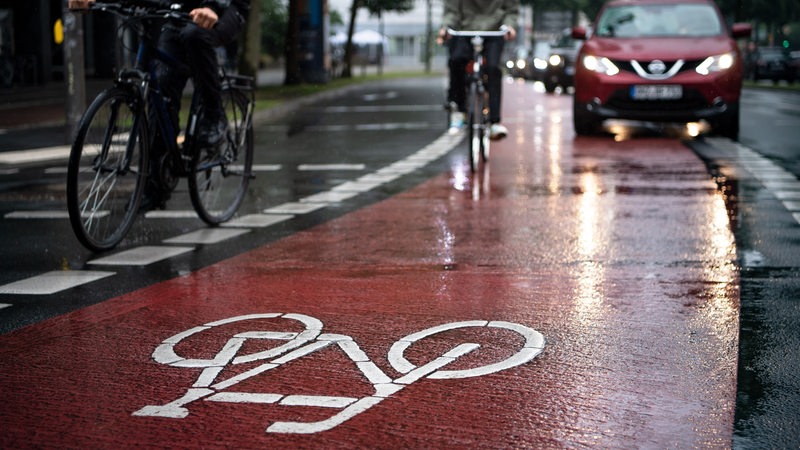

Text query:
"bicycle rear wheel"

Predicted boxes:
[[467, 82, 481, 172], [67, 87, 147, 252], [189, 86, 253, 225]]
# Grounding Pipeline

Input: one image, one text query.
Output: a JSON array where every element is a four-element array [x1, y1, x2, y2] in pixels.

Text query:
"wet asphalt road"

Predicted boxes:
[[1, 76, 799, 447]]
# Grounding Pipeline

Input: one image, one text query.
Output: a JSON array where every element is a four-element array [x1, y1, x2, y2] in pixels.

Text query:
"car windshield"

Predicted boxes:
[[596, 3, 723, 38]]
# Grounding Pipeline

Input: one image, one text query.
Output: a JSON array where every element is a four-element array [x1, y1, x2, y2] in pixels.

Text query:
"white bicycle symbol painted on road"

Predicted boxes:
[[134, 313, 545, 434]]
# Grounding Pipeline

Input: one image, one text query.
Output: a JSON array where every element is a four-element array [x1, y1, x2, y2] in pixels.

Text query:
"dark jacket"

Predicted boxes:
[[442, 0, 519, 32]]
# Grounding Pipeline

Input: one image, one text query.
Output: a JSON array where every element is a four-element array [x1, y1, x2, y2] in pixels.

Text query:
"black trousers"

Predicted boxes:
[[447, 36, 505, 123], [154, 7, 244, 131]]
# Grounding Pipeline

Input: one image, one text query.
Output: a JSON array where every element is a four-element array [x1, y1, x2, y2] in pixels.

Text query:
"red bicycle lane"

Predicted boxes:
[[0, 83, 739, 448]]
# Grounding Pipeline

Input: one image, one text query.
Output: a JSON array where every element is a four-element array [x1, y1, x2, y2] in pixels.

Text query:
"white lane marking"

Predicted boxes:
[[88, 246, 194, 266], [5, 210, 70, 219], [331, 180, 384, 193], [252, 164, 282, 172], [774, 191, 800, 200], [794, 213, 800, 225], [3, 130, 463, 288], [298, 164, 366, 171], [323, 104, 440, 113], [0, 168, 20, 175], [783, 201, 800, 211], [144, 210, 199, 219], [299, 191, 358, 204], [163, 228, 250, 245], [221, 213, 294, 228], [705, 137, 800, 215], [263, 202, 326, 214], [0, 271, 115, 295], [0, 146, 71, 165], [0, 303, 10, 310]]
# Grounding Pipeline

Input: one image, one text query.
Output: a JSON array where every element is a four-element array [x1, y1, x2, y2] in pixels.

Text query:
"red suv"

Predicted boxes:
[[571, 0, 752, 138]]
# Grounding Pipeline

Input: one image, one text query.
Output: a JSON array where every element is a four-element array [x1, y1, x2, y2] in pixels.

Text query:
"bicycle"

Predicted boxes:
[[66, 0, 254, 252], [446, 28, 507, 172]]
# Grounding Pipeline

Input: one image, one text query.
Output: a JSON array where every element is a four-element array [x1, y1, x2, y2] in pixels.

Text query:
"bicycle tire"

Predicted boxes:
[[67, 86, 148, 252], [468, 82, 481, 172], [480, 90, 491, 163], [189, 86, 253, 225]]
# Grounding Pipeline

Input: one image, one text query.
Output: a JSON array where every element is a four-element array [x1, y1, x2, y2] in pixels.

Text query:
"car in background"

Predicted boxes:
[[747, 46, 795, 83], [506, 46, 534, 80], [530, 41, 552, 82], [571, 0, 752, 139], [791, 51, 800, 81], [543, 31, 581, 93]]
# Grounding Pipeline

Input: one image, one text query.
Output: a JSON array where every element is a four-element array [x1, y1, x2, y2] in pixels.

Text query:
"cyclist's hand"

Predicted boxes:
[[503, 26, 517, 42], [436, 27, 449, 45], [68, 0, 94, 11], [189, 7, 218, 30]]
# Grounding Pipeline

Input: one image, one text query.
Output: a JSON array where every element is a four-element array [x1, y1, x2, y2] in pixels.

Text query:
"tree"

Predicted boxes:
[[261, 0, 288, 63], [238, 0, 264, 77], [340, 0, 414, 78]]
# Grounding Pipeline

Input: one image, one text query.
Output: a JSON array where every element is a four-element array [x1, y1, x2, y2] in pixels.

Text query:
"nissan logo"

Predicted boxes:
[[647, 60, 667, 74]]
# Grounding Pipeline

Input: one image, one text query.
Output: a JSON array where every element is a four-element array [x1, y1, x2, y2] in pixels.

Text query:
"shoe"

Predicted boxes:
[[448, 111, 465, 134], [197, 107, 228, 148], [489, 123, 508, 140], [137, 182, 169, 212]]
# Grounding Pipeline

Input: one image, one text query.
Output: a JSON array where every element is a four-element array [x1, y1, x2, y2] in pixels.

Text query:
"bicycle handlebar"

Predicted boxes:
[[81, 1, 191, 22], [446, 27, 510, 38]]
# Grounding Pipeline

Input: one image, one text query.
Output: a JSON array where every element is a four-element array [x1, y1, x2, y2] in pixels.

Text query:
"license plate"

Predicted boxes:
[[630, 85, 683, 100]]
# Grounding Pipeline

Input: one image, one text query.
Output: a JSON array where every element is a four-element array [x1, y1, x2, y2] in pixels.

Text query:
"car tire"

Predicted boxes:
[[573, 102, 600, 136], [711, 105, 739, 140]]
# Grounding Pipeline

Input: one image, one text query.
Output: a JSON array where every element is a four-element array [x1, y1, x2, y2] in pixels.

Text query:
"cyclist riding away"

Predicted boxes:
[[439, 0, 519, 140], [68, 0, 249, 209]]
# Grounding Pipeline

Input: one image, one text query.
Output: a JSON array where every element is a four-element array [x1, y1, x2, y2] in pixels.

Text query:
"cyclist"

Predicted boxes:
[[439, 0, 519, 140], [68, 0, 249, 209]]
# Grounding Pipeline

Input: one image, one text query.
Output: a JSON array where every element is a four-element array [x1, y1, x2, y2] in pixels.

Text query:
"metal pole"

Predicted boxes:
[[62, 4, 86, 143]]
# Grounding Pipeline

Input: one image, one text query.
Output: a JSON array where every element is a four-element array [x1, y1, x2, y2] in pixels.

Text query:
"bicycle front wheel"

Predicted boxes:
[[189, 86, 254, 225], [67, 87, 147, 252], [467, 82, 481, 172]]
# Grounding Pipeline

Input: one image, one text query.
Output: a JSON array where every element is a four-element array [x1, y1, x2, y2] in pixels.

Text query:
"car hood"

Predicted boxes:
[[583, 36, 734, 60]]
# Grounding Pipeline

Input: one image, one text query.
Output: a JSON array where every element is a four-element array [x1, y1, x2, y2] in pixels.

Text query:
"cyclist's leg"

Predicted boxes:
[[483, 37, 505, 125], [139, 28, 189, 210], [179, 21, 239, 147], [447, 37, 470, 132]]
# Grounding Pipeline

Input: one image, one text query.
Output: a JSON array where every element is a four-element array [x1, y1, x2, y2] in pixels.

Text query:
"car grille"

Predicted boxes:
[[613, 58, 705, 78]]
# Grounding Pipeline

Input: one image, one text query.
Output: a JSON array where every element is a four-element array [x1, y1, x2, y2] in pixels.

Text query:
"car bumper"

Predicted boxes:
[[575, 87, 735, 123], [574, 70, 742, 123]]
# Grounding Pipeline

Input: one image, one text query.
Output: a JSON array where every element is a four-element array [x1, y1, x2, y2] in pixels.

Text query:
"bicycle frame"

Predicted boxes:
[[447, 29, 507, 171]]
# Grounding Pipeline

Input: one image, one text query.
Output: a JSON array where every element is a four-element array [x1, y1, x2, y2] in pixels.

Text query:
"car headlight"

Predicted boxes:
[[534, 58, 548, 70], [696, 51, 736, 75], [516, 59, 527, 70], [548, 54, 562, 66], [582, 55, 620, 76], [506, 60, 515, 70]]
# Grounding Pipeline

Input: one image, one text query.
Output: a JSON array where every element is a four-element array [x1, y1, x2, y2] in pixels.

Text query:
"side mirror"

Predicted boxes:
[[731, 23, 752, 39], [572, 26, 587, 40]]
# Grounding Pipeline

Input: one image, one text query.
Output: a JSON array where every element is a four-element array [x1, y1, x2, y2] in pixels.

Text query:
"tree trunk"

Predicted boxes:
[[284, 0, 303, 85], [341, 0, 359, 78], [238, 0, 262, 77]]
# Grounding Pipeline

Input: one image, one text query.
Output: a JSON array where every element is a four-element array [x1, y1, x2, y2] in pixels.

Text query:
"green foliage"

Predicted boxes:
[[261, 0, 288, 61], [362, 0, 415, 16]]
